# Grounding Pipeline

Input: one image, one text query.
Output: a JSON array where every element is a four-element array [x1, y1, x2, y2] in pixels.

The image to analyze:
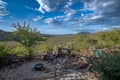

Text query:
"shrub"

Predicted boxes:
[[36, 43, 53, 54], [10, 44, 28, 56], [93, 51, 120, 80], [0, 45, 8, 69]]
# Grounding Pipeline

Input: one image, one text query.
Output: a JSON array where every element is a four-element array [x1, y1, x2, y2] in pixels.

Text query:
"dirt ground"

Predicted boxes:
[[0, 57, 99, 80]]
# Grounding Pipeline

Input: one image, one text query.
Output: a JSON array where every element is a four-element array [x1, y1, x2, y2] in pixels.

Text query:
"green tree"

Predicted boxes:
[[12, 22, 45, 56]]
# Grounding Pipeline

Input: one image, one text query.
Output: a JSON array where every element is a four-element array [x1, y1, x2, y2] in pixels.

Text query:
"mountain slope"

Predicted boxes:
[[0, 30, 12, 41]]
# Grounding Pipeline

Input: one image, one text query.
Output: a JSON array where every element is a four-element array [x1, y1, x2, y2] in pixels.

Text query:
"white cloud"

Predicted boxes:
[[44, 17, 62, 26], [102, 1, 114, 7], [83, 0, 115, 15], [54, 15, 65, 19], [36, 0, 57, 14], [0, 0, 8, 17], [84, 1, 97, 11], [63, 9, 77, 21], [33, 16, 43, 21], [74, 0, 119, 27], [35, 0, 120, 33], [65, 0, 73, 8], [90, 15, 102, 20], [36, 0, 49, 14], [53, 15, 65, 21], [36, 0, 77, 14], [81, 13, 84, 17], [43, 9, 77, 24], [44, 18, 54, 24], [66, 11, 76, 17], [0, 0, 7, 6]]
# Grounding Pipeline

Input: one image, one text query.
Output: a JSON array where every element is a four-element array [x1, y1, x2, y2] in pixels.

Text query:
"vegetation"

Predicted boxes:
[[1, 24, 120, 79], [35, 42, 53, 54], [47, 35, 75, 46], [0, 44, 8, 69], [73, 34, 97, 54], [93, 51, 120, 80], [1, 28, 120, 55], [96, 29, 120, 48], [12, 22, 45, 56]]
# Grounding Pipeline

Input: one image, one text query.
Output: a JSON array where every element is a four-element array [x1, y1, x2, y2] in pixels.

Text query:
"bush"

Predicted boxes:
[[10, 44, 28, 56], [93, 51, 120, 80], [36, 43, 53, 54], [0, 45, 8, 69]]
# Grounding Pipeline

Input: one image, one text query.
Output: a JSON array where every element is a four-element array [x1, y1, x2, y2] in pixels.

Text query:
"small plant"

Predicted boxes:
[[93, 51, 120, 80]]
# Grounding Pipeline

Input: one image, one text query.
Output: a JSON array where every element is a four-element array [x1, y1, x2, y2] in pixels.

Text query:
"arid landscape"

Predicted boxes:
[[1, 0, 120, 80]]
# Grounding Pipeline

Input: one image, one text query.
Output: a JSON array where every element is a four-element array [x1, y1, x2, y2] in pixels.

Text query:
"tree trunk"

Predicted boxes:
[[27, 46, 33, 61]]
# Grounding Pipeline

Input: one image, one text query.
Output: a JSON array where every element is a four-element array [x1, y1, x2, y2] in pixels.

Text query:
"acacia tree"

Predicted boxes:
[[12, 22, 45, 56]]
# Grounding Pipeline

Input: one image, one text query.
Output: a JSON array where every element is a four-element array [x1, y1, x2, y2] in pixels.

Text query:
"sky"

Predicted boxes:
[[0, 0, 120, 35]]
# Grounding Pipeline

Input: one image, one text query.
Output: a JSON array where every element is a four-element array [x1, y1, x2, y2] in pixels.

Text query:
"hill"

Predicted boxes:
[[0, 30, 91, 46], [47, 34, 76, 46], [78, 32, 91, 34], [0, 30, 12, 41]]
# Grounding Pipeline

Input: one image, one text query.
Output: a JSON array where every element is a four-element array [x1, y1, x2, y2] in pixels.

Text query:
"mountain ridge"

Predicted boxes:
[[0, 29, 91, 41]]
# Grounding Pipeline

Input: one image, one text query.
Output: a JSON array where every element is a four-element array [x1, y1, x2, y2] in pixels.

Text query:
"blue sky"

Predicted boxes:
[[0, 0, 120, 35]]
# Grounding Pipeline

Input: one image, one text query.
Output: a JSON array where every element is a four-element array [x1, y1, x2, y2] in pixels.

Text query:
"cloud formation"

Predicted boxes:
[[36, 0, 68, 14], [35, 0, 120, 31], [1, 0, 120, 34], [0, 0, 8, 17], [83, 0, 120, 25]]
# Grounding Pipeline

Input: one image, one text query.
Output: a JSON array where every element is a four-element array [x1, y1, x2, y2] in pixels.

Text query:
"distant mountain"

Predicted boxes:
[[0, 30, 91, 42], [0, 30, 12, 41], [77, 32, 91, 34], [40, 34, 54, 37]]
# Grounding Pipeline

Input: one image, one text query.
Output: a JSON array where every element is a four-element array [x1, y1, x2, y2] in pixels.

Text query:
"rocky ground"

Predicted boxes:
[[0, 56, 100, 80]]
